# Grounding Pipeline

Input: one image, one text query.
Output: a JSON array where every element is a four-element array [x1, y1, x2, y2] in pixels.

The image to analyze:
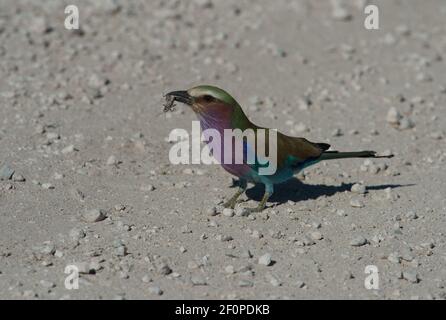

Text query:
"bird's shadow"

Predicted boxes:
[[240, 178, 414, 204]]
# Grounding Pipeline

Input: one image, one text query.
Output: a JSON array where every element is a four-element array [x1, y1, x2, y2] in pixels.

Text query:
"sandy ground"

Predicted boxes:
[[0, 0, 446, 300]]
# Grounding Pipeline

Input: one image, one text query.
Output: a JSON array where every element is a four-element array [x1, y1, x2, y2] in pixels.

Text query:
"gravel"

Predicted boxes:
[[222, 208, 235, 217], [0, 165, 14, 180], [258, 253, 273, 266], [12, 173, 26, 182], [40, 280, 56, 289], [350, 236, 368, 247], [190, 276, 207, 286], [156, 263, 172, 276], [82, 209, 106, 223], [148, 286, 163, 296], [310, 231, 323, 241], [69, 227, 86, 240], [206, 207, 218, 216], [238, 280, 254, 288], [350, 199, 365, 208], [41, 183, 55, 190], [403, 271, 419, 284], [235, 207, 249, 217]]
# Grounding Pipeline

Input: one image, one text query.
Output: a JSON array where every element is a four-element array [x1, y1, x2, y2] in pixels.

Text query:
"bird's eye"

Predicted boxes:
[[203, 95, 214, 102]]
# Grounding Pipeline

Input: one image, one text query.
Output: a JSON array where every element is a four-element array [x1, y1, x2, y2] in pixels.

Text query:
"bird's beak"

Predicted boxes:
[[166, 90, 193, 106]]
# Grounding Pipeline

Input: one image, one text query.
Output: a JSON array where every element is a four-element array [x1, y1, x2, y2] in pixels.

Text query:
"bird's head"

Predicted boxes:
[[166, 85, 239, 115]]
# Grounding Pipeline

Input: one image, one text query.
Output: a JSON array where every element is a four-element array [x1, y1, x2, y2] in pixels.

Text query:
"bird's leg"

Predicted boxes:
[[223, 179, 247, 209], [245, 183, 273, 213]]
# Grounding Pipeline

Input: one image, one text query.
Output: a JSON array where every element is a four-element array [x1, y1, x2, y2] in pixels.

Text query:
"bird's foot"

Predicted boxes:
[[243, 192, 270, 213], [244, 204, 267, 214]]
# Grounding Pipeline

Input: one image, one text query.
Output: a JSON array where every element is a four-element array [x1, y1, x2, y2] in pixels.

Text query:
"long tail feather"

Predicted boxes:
[[319, 151, 394, 161]]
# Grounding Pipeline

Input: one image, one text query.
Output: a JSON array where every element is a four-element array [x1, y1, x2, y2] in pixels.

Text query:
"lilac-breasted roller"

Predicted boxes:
[[166, 85, 393, 213]]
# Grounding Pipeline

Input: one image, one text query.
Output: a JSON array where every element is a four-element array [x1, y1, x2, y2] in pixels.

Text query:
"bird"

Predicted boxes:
[[166, 85, 393, 213]]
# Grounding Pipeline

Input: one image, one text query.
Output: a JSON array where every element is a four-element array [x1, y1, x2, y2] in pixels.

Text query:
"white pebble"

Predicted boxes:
[[222, 208, 234, 217], [258, 253, 273, 266], [82, 209, 106, 223]]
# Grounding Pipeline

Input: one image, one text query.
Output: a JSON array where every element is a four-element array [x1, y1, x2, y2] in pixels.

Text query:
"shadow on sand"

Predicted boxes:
[[240, 178, 414, 205]]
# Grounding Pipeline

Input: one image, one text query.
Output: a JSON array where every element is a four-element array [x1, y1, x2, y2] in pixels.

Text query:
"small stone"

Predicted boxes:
[[217, 234, 233, 242], [386, 107, 402, 124], [30, 17, 52, 34], [350, 236, 368, 247], [46, 132, 60, 140], [191, 276, 207, 286], [114, 245, 127, 257], [350, 199, 365, 208], [69, 227, 86, 240], [140, 185, 155, 192], [39, 242, 56, 255], [240, 249, 253, 259], [251, 230, 263, 239], [222, 208, 234, 217], [106, 155, 118, 166], [336, 209, 347, 217], [35, 124, 46, 134], [22, 290, 37, 298], [344, 271, 355, 280], [294, 122, 309, 133], [148, 286, 163, 295], [302, 236, 316, 246], [398, 117, 414, 130], [225, 265, 235, 274], [396, 25, 411, 37], [114, 204, 125, 211], [206, 207, 218, 216], [0, 165, 14, 180], [430, 131, 444, 140], [157, 263, 172, 276], [332, 128, 343, 137], [351, 183, 366, 194], [40, 280, 56, 288], [310, 231, 323, 241], [41, 183, 55, 190], [258, 253, 273, 266], [295, 280, 306, 288], [73, 262, 94, 274], [54, 173, 64, 180], [235, 207, 249, 217], [12, 173, 26, 182], [403, 271, 419, 283], [383, 33, 396, 45], [332, 7, 352, 21], [88, 74, 109, 90], [238, 280, 254, 287], [387, 252, 401, 264], [405, 211, 418, 220], [61, 145, 76, 154], [82, 209, 106, 223], [416, 72, 433, 82], [266, 273, 282, 287], [42, 261, 53, 268]]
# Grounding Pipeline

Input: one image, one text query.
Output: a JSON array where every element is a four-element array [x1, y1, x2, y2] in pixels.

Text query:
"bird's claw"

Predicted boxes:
[[223, 199, 243, 209], [243, 205, 266, 213]]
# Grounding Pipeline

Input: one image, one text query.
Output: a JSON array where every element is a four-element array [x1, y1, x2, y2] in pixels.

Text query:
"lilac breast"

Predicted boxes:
[[198, 112, 251, 178]]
